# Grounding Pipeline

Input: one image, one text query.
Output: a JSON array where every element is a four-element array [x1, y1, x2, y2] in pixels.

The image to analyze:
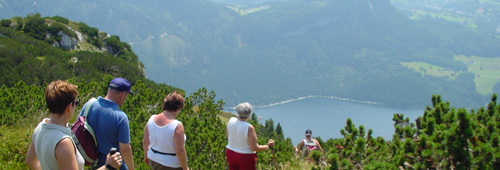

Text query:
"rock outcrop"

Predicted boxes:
[[57, 31, 78, 49]]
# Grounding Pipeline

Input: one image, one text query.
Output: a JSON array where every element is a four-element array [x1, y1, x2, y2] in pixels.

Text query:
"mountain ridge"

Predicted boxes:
[[2, 0, 499, 109], [0, 14, 181, 93]]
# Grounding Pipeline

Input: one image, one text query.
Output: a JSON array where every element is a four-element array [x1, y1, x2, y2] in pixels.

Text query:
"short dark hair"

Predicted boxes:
[[163, 91, 184, 112], [45, 80, 78, 114]]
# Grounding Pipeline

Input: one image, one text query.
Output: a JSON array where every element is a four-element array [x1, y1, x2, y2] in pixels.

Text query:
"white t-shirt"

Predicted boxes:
[[226, 117, 255, 154], [146, 115, 186, 168], [33, 118, 84, 170]]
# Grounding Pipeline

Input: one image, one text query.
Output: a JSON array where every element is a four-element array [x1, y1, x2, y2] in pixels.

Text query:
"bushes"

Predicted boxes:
[[1, 19, 11, 28], [105, 35, 132, 54], [15, 17, 23, 31], [49, 16, 69, 24], [78, 22, 91, 33], [79, 22, 103, 47], [0, 126, 33, 170], [47, 22, 78, 41], [22, 15, 47, 40]]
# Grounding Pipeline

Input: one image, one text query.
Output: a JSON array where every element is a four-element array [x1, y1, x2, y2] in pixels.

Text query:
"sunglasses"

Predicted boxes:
[[72, 99, 80, 106]]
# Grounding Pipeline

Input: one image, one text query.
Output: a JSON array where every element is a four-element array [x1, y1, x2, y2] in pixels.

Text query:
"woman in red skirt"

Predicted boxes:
[[225, 102, 274, 170]]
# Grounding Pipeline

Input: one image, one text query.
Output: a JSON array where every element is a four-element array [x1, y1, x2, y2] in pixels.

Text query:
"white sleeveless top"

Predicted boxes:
[[301, 138, 318, 158], [146, 115, 186, 168], [32, 118, 84, 170], [226, 117, 254, 154], [302, 139, 317, 151]]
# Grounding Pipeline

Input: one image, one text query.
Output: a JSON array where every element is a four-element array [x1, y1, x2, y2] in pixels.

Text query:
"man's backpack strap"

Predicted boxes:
[[71, 97, 100, 166], [83, 98, 97, 144], [83, 98, 97, 117]]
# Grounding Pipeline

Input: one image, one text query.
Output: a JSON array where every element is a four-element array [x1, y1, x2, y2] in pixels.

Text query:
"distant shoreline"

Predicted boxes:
[[224, 95, 382, 109]]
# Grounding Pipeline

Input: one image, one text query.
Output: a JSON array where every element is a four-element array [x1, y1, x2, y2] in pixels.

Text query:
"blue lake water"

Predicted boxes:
[[224, 97, 425, 145]]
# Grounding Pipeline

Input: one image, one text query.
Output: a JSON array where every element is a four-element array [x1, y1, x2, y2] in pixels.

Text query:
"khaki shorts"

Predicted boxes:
[[149, 159, 182, 170]]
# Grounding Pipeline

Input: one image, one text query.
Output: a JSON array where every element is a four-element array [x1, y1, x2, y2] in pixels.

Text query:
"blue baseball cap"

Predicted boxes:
[[109, 77, 134, 95], [305, 129, 312, 135]]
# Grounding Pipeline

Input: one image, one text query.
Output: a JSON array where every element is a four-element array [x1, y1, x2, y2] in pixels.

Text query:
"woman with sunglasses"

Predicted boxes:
[[26, 80, 122, 170]]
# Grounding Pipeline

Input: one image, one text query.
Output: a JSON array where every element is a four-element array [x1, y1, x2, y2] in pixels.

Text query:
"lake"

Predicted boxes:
[[224, 97, 425, 145]]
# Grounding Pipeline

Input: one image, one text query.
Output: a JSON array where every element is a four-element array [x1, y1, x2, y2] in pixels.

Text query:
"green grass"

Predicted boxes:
[[481, 0, 500, 5], [407, 10, 478, 29], [391, 0, 412, 6], [226, 5, 270, 15], [218, 111, 236, 124], [401, 61, 458, 79], [402, 55, 500, 95], [0, 126, 33, 170], [455, 55, 500, 95]]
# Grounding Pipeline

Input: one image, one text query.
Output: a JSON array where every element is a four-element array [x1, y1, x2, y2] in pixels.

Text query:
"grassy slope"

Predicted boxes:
[[455, 55, 500, 95], [218, 111, 236, 123], [407, 10, 478, 29], [401, 55, 500, 95], [0, 126, 33, 169], [401, 61, 458, 78]]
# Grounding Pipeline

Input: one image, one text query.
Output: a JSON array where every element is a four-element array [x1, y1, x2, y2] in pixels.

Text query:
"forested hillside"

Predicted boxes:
[[2, 0, 499, 109], [3, 76, 500, 169], [3, 14, 500, 170], [0, 14, 175, 90], [147, 0, 498, 109], [0, 14, 292, 169], [392, 0, 500, 37]]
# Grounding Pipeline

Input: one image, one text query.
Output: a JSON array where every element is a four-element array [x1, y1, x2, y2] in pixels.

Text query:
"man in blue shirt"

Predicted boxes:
[[80, 77, 135, 170]]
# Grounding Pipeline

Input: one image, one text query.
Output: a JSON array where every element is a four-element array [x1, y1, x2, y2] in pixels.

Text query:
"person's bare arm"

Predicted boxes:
[[142, 125, 150, 165], [55, 138, 79, 170], [25, 142, 41, 170], [297, 140, 305, 155], [315, 140, 324, 153], [247, 125, 272, 152], [174, 123, 189, 170], [96, 152, 122, 170], [119, 142, 135, 170]]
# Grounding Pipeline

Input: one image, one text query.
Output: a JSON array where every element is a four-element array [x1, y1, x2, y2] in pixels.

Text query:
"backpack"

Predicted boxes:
[[71, 98, 98, 166]]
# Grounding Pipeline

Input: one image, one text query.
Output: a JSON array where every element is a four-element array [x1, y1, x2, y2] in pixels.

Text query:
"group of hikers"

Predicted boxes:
[[24, 77, 324, 170]]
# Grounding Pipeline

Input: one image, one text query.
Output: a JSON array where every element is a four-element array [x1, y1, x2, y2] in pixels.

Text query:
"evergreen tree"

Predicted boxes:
[[275, 122, 283, 139], [1, 19, 11, 27], [23, 14, 47, 40]]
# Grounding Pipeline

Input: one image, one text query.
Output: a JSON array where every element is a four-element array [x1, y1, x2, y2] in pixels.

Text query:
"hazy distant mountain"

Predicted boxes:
[[210, 0, 285, 5], [1, 0, 499, 109], [207, 0, 500, 35], [391, 0, 500, 36]]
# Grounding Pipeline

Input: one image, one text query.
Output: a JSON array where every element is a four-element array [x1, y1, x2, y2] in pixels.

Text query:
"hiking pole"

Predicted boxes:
[[268, 139, 277, 169], [271, 147, 277, 170]]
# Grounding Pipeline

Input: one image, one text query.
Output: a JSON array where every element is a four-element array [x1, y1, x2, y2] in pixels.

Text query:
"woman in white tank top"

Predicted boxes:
[[295, 129, 324, 160], [143, 92, 189, 170], [225, 102, 275, 170]]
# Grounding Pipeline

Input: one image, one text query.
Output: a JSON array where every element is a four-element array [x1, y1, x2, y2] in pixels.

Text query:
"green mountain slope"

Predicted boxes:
[[149, 0, 499, 108], [392, 0, 500, 36], [3, 0, 499, 108], [0, 14, 180, 91], [3, 14, 500, 170]]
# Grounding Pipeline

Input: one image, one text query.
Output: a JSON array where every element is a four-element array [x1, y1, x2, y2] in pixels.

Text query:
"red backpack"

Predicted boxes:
[[71, 98, 98, 166]]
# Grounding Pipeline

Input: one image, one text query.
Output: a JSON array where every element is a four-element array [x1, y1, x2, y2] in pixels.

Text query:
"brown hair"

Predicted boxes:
[[45, 80, 78, 114], [162, 91, 184, 112]]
